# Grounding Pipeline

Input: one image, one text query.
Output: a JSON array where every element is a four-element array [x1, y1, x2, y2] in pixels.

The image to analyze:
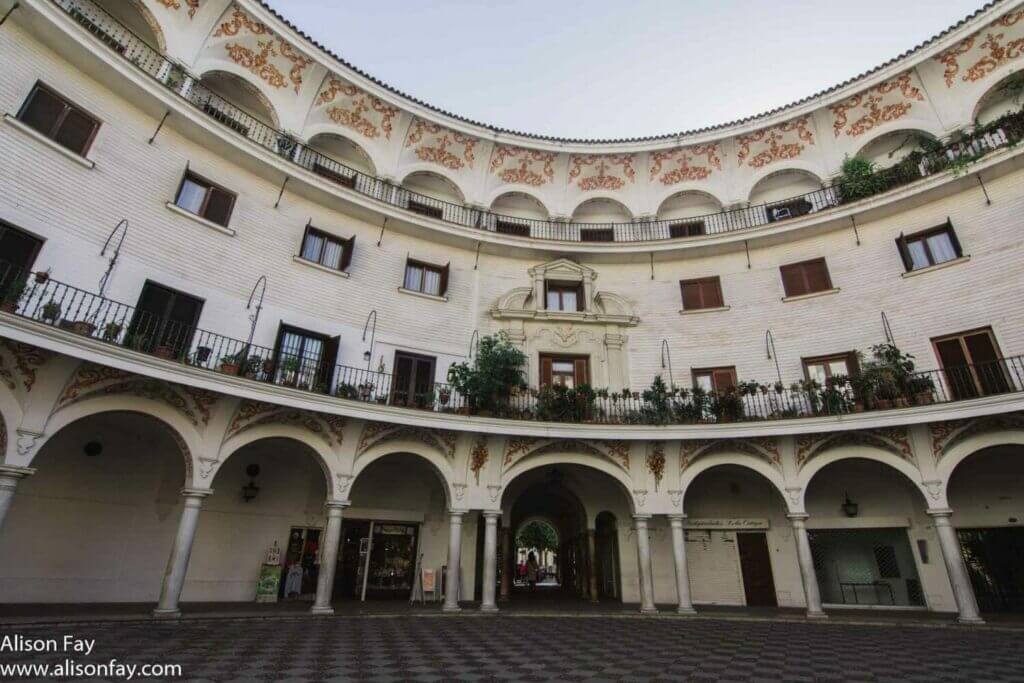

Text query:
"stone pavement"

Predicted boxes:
[[0, 613, 1021, 681]]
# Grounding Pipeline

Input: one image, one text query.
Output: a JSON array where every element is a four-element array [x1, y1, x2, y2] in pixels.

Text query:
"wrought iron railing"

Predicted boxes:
[[50, 0, 1024, 245], [3, 263, 1022, 425]]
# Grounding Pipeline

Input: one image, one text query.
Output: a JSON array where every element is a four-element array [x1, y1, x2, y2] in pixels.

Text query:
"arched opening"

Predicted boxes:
[[947, 444, 1024, 614], [657, 190, 722, 222], [804, 457, 930, 609], [0, 411, 187, 603], [192, 437, 329, 603], [401, 171, 464, 205], [490, 192, 549, 221], [748, 169, 822, 205], [342, 453, 452, 602], [855, 130, 938, 169], [974, 72, 1024, 126], [683, 464, 793, 608], [307, 133, 376, 176], [499, 463, 631, 605], [92, 0, 165, 51], [594, 511, 621, 600], [571, 198, 632, 224], [197, 70, 280, 129]]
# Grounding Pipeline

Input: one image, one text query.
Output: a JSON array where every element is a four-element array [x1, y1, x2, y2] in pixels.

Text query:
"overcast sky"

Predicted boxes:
[[266, 0, 982, 140]]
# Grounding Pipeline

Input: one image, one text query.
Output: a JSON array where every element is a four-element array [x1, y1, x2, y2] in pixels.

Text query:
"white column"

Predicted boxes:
[[311, 500, 348, 615], [634, 515, 657, 614], [929, 509, 984, 624], [667, 514, 696, 614], [788, 514, 826, 619], [153, 488, 212, 618], [443, 510, 465, 612], [480, 511, 500, 612], [587, 529, 599, 604], [0, 465, 34, 535]]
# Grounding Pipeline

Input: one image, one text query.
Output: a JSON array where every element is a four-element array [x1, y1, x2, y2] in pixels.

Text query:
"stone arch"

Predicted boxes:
[[305, 129, 380, 177], [351, 442, 455, 507], [968, 63, 1024, 124], [399, 167, 467, 205], [487, 190, 550, 221], [215, 424, 339, 497], [937, 429, 1024, 504], [679, 452, 791, 513], [500, 452, 636, 515], [0, 383, 23, 463], [654, 188, 726, 220], [38, 398, 202, 486], [746, 165, 826, 204], [94, 0, 167, 53], [852, 126, 943, 168], [193, 67, 282, 128], [570, 196, 633, 223], [796, 446, 930, 512]]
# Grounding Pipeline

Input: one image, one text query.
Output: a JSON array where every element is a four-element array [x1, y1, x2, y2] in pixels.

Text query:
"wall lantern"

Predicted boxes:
[[842, 492, 859, 518], [242, 464, 261, 503]]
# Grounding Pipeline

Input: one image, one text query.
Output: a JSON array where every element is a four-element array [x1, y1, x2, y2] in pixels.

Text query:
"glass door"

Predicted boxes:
[[365, 523, 420, 599]]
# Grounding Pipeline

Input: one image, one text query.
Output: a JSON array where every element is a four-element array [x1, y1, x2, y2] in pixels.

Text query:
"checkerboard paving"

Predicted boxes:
[[1, 615, 1021, 681]]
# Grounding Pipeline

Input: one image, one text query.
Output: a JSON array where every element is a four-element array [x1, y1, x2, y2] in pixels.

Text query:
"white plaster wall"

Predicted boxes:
[[948, 445, 1024, 529]]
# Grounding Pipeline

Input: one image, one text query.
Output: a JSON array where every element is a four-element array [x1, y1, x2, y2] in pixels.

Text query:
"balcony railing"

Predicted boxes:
[[3, 264, 1022, 426], [51, 0, 1024, 245]]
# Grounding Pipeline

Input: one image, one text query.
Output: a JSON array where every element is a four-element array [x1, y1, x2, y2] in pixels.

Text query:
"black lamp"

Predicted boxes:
[[242, 464, 260, 503], [842, 492, 859, 517]]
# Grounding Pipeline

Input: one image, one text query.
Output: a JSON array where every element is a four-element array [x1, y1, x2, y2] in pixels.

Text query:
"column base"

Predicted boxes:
[[309, 605, 335, 615], [480, 604, 499, 613], [676, 606, 697, 615], [957, 615, 985, 625], [806, 610, 829, 620], [639, 607, 659, 615], [151, 608, 181, 619], [442, 604, 462, 613]]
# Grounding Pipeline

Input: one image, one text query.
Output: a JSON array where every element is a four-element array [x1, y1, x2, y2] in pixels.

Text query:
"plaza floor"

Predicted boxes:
[[0, 609, 1022, 681]]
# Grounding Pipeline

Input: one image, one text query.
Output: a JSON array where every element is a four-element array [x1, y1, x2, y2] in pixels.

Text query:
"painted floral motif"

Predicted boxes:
[[503, 436, 539, 466], [355, 421, 457, 459], [0, 341, 52, 392], [156, 0, 200, 19], [488, 145, 556, 187], [649, 144, 721, 185], [735, 117, 814, 168], [568, 154, 635, 191], [829, 73, 926, 138], [405, 119, 478, 170], [213, 8, 313, 94], [470, 436, 489, 484], [315, 79, 399, 140], [934, 9, 1024, 87], [646, 442, 665, 491]]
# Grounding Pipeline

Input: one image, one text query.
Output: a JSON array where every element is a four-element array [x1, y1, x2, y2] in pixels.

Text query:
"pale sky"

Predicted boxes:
[[265, 1, 982, 140]]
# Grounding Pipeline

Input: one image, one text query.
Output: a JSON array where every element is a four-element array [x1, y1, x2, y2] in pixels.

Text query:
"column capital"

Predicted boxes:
[[666, 513, 687, 523], [448, 509, 469, 518], [633, 513, 652, 523], [325, 499, 350, 511], [481, 510, 501, 520], [180, 487, 214, 499], [0, 465, 36, 480], [926, 508, 954, 519], [786, 513, 810, 522]]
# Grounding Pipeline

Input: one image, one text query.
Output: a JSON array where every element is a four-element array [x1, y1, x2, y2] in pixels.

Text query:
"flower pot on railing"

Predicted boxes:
[[66, 320, 96, 337], [34, 269, 50, 284], [438, 387, 451, 405], [40, 301, 61, 324], [154, 345, 177, 360], [102, 322, 123, 342], [219, 361, 240, 375]]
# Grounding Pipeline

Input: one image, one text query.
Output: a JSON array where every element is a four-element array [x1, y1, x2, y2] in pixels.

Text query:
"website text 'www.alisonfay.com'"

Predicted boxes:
[[1, 633, 182, 680]]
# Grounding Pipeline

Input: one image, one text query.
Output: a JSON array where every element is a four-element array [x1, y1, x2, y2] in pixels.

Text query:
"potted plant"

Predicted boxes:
[[358, 382, 375, 401], [908, 374, 936, 405], [67, 319, 97, 337], [219, 349, 245, 375], [821, 374, 851, 415], [710, 388, 744, 423], [102, 321, 123, 342], [262, 358, 276, 376], [446, 332, 527, 416], [153, 343, 177, 360], [0, 278, 27, 313], [279, 356, 301, 386], [335, 382, 360, 399], [33, 269, 50, 284], [40, 299, 61, 323], [437, 385, 451, 405], [641, 375, 674, 425]]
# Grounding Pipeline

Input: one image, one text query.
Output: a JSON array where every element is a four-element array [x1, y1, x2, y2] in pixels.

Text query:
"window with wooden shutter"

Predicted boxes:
[[17, 83, 100, 156], [403, 259, 447, 297], [802, 352, 858, 384], [896, 220, 962, 271], [693, 366, 737, 393], [780, 258, 832, 297], [391, 351, 436, 407], [0, 222, 44, 289], [540, 354, 589, 388], [679, 277, 724, 310], [300, 225, 354, 272], [931, 328, 1008, 399], [546, 282, 584, 311], [174, 171, 237, 227]]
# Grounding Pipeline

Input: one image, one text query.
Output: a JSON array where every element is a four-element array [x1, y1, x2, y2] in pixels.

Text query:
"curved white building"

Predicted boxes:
[[0, 0, 1023, 621]]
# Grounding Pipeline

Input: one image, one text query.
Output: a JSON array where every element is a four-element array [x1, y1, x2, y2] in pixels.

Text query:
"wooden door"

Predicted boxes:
[[392, 351, 436, 407], [737, 532, 777, 607]]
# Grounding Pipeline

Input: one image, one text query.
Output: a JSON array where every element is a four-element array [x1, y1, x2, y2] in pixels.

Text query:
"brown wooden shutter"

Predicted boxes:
[[704, 278, 724, 308], [54, 108, 98, 155], [204, 187, 235, 226], [540, 356, 553, 387], [680, 281, 699, 310], [19, 87, 64, 137], [574, 358, 590, 386], [317, 335, 340, 393], [341, 236, 355, 271], [944, 219, 963, 258], [439, 263, 450, 296], [895, 234, 914, 271], [780, 264, 804, 297], [575, 283, 584, 311], [712, 368, 737, 392], [392, 353, 414, 405], [806, 259, 831, 292]]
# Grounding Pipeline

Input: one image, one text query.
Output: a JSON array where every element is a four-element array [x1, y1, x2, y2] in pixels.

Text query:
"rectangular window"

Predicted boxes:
[[669, 220, 706, 238], [127, 281, 204, 356], [299, 226, 354, 272], [0, 222, 44, 289], [803, 352, 858, 384], [546, 282, 583, 312], [932, 327, 1008, 400], [403, 259, 449, 297], [692, 366, 737, 394], [274, 324, 339, 392], [780, 258, 832, 297], [17, 83, 100, 156], [679, 276, 724, 310], [391, 351, 437, 407], [540, 354, 590, 389], [174, 171, 236, 227], [896, 220, 962, 271]]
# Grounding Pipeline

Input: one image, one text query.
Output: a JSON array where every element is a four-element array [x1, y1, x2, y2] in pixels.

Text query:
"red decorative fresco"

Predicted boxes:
[[567, 154, 636, 191], [488, 145, 556, 187], [934, 9, 1024, 87], [829, 73, 926, 138], [736, 118, 814, 168], [213, 8, 313, 94], [649, 144, 721, 185], [405, 119, 478, 170], [315, 78, 398, 140]]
